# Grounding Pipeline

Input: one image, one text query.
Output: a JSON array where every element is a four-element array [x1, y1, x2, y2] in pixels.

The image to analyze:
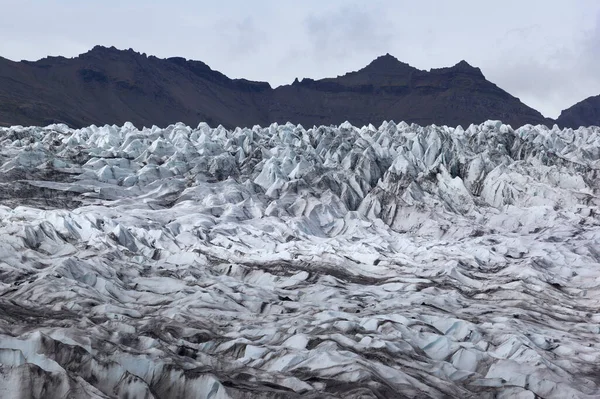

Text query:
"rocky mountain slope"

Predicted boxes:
[[0, 46, 553, 129], [556, 94, 600, 128]]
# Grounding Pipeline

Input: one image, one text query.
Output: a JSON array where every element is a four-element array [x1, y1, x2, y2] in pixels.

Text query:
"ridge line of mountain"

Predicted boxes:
[[0, 45, 594, 129]]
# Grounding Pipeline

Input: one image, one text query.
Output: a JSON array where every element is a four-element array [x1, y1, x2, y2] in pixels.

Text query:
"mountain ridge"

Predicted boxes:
[[0, 45, 558, 128], [556, 94, 600, 128]]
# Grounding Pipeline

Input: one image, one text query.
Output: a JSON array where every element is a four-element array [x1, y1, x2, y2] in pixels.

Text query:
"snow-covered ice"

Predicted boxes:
[[0, 120, 599, 397]]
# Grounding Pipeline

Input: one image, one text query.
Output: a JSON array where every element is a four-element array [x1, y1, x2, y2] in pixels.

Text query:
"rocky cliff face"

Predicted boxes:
[[556, 95, 600, 128], [0, 46, 553, 128]]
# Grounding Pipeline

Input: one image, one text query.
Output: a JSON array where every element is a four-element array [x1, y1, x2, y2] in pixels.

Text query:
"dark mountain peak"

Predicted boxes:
[[75, 46, 272, 93], [370, 53, 399, 65], [451, 60, 484, 76], [317, 53, 418, 87], [90, 45, 115, 52], [86, 45, 121, 55], [88, 45, 140, 54], [80, 45, 148, 61], [430, 60, 485, 78], [361, 53, 416, 75], [453, 60, 475, 69]]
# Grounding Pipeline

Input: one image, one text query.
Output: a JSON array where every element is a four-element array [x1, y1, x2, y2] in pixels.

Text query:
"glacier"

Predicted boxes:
[[0, 120, 599, 398]]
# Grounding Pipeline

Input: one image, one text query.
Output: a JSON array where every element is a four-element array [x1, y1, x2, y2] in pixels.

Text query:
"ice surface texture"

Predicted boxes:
[[0, 120, 599, 398]]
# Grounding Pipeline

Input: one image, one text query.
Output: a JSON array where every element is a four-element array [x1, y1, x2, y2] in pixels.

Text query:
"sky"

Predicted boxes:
[[1, 0, 599, 118]]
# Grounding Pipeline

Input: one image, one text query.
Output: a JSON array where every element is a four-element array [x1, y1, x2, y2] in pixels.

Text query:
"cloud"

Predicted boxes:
[[213, 17, 269, 59], [303, 4, 394, 60], [484, 12, 600, 118], [0, 0, 598, 118]]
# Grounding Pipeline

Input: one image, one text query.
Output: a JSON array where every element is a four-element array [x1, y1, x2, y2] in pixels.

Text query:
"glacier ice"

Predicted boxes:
[[0, 120, 599, 398]]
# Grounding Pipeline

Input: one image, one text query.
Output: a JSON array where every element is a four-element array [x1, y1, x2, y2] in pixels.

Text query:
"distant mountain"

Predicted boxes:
[[556, 95, 600, 128], [273, 55, 552, 128], [0, 46, 553, 128], [0, 46, 271, 128]]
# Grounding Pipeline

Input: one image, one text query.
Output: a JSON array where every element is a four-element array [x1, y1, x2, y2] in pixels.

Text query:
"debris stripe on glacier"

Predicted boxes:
[[0, 120, 598, 398]]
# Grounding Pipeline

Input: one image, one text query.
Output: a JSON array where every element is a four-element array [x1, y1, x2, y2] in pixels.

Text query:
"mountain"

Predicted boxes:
[[273, 55, 552, 128], [0, 46, 553, 128], [0, 46, 271, 128], [556, 94, 600, 128]]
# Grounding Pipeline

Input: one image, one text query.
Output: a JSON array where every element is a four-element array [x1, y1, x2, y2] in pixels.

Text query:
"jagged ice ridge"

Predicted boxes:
[[0, 120, 599, 398]]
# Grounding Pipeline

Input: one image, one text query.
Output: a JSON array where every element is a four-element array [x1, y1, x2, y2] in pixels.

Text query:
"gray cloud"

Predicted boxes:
[[212, 17, 269, 58], [304, 4, 394, 60], [484, 11, 600, 118], [1, 0, 599, 117]]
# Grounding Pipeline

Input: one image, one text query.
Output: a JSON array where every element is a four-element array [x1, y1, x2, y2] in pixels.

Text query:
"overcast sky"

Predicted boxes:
[[2, 0, 599, 118]]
